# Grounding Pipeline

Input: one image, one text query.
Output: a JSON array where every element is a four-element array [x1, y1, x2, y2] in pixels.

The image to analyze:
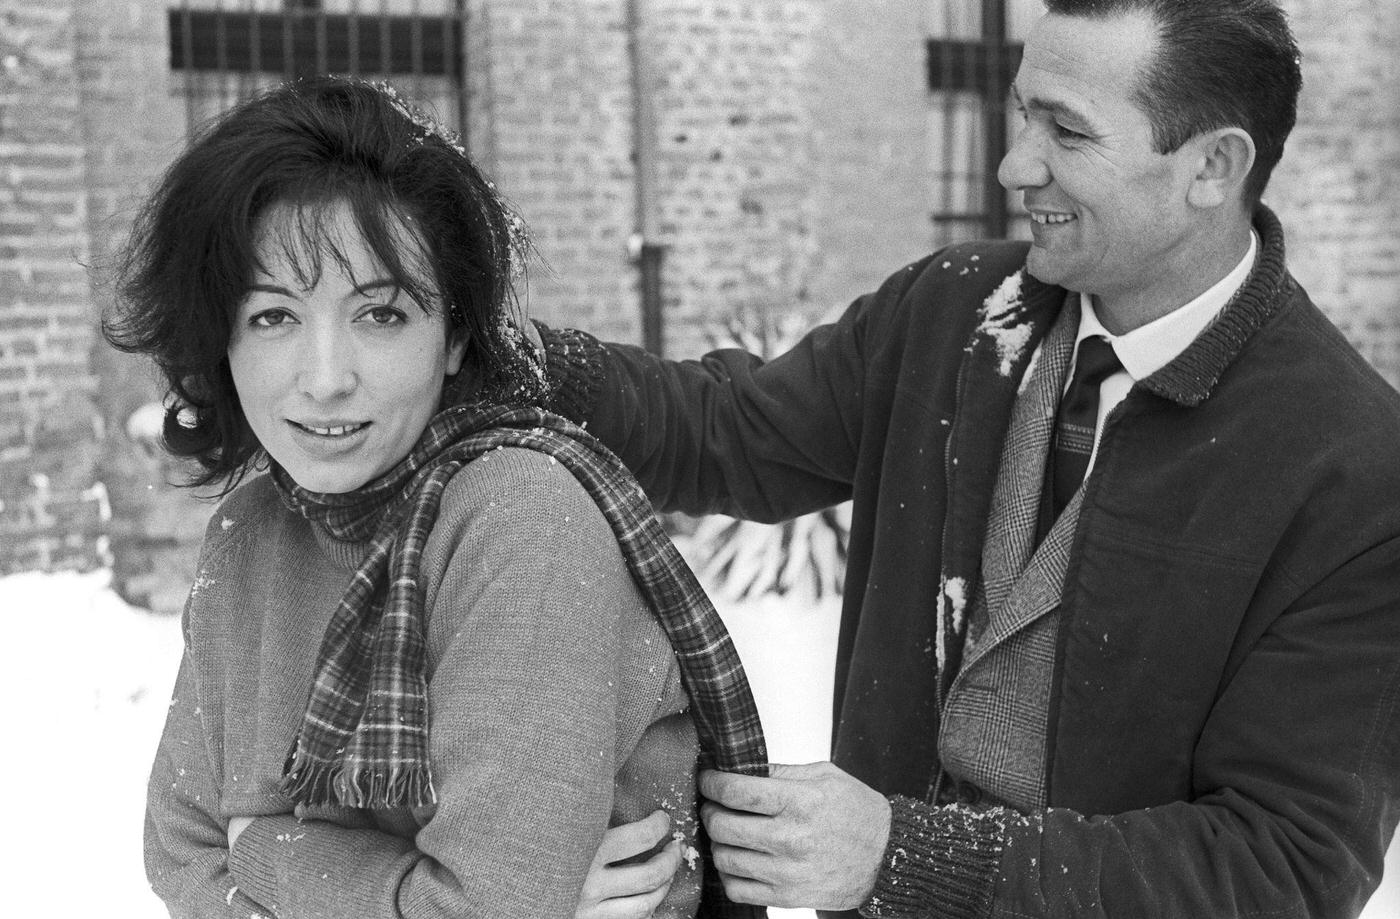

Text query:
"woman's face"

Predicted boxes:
[[228, 201, 466, 493]]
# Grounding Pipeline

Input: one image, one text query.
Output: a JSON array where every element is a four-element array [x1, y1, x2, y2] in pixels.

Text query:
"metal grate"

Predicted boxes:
[[168, 1, 468, 141], [925, 0, 1038, 246]]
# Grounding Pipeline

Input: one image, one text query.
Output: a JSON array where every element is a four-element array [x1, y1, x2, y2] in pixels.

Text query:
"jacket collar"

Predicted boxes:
[[1136, 205, 1291, 407]]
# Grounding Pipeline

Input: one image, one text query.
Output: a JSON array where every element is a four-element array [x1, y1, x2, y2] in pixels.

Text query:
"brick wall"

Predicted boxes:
[[73, 0, 210, 612], [644, 0, 819, 353], [1, 0, 1395, 601], [803, 1, 944, 316], [470, 0, 826, 356], [0, 0, 109, 572], [1272, 0, 1400, 388], [466, 0, 639, 343]]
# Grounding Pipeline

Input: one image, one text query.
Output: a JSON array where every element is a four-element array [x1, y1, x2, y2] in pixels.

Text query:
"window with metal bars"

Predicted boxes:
[[167, 1, 468, 138], [925, 0, 1040, 247]]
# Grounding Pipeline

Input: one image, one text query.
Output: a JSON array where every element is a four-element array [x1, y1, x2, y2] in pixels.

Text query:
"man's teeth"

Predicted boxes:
[[1032, 212, 1075, 225]]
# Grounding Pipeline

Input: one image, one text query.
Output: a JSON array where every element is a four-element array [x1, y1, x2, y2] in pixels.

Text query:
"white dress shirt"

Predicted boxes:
[[1074, 231, 1259, 475]]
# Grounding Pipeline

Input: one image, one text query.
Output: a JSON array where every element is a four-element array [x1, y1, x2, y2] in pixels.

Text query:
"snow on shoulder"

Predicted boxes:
[[975, 270, 1031, 378]]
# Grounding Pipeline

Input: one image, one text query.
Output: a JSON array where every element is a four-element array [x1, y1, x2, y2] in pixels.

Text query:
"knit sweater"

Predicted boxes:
[[144, 448, 703, 918]]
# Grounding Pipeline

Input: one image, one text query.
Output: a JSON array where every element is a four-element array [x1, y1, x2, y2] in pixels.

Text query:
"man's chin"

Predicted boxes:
[[1025, 247, 1089, 292], [1023, 248, 1062, 286]]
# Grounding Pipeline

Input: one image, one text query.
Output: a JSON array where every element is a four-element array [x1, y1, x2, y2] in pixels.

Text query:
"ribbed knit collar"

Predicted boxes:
[[1135, 205, 1291, 407], [310, 522, 375, 572]]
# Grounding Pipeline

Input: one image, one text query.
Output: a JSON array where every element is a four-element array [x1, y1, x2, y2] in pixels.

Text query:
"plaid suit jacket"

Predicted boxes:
[[940, 295, 1082, 810]]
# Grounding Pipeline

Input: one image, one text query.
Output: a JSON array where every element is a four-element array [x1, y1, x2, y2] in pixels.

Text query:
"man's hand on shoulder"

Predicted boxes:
[[700, 761, 892, 911]]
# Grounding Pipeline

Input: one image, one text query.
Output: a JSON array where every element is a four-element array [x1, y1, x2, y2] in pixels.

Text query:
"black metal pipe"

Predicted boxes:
[[627, 0, 665, 355], [638, 243, 665, 357], [982, 0, 1010, 239]]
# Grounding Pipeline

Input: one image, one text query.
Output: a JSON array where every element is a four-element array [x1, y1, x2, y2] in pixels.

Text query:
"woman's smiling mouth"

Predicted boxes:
[[290, 421, 371, 437]]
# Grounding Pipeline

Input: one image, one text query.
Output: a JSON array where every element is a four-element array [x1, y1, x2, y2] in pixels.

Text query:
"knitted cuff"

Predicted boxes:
[[860, 797, 1006, 919], [227, 814, 300, 911], [537, 322, 606, 425]]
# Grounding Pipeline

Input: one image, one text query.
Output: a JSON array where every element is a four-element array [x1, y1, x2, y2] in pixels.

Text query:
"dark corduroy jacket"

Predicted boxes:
[[543, 207, 1400, 919]]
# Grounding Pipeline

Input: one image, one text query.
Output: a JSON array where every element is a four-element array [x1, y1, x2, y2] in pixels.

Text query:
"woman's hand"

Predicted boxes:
[[575, 810, 682, 919], [227, 816, 255, 850]]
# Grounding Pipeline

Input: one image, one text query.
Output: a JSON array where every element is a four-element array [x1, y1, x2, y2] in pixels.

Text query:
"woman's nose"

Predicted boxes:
[[296, 329, 356, 401]]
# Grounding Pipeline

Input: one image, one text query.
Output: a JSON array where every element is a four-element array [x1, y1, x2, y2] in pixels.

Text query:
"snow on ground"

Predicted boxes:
[[712, 593, 843, 919], [2, 569, 180, 919], [3, 569, 1397, 919]]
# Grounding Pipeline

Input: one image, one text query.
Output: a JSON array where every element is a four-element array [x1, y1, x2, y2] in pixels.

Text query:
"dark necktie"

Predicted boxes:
[[1048, 335, 1122, 521]]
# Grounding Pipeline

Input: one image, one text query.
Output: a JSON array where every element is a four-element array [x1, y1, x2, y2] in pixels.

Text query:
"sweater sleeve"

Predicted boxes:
[[226, 451, 692, 918], [144, 649, 278, 918], [862, 798, 1009, 919], [539, 258, 936, 521]]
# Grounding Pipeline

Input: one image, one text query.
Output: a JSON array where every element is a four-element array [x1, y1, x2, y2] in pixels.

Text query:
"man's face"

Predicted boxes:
[[998, 11, 1206, 314]]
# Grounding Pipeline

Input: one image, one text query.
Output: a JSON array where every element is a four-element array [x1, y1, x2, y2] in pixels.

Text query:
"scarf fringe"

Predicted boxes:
[[282, 751, 437, 810]]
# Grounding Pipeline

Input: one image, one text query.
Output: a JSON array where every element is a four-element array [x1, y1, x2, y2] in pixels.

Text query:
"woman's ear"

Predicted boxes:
[[445, 326, 469, 376]]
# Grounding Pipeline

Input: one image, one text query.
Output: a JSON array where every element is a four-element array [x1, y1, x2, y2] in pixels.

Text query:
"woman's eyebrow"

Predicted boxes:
[[352, 278, 397, 294], [246, 282, 297, 298]]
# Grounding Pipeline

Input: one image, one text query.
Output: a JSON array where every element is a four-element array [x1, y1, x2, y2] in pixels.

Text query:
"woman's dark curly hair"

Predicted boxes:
[[105, 76, 545, 492]]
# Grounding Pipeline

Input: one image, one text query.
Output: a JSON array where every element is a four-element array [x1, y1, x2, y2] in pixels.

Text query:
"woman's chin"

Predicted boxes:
[[268, 424, 401, 493], [276, 457, 384, 495]]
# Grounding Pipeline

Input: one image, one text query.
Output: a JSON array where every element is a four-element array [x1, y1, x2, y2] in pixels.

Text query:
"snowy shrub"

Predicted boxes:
[[679, 305, 851, 602]]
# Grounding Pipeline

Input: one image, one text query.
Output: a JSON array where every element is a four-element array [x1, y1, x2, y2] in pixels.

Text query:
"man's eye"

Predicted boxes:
[[1055, 123, 1087, 141]]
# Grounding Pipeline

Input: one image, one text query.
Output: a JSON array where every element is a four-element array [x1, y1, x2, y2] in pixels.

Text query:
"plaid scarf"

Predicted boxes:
[[273, 402, 768, 916]]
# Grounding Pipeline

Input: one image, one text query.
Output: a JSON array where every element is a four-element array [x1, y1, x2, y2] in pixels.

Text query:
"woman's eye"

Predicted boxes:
[[362, 305, 406, 326], [249, 309, 292, 328]]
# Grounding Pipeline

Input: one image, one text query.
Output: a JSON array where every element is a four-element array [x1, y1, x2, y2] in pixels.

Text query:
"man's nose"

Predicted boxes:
[[296, 328, 356, 401], [997, 123, 1049, 191]]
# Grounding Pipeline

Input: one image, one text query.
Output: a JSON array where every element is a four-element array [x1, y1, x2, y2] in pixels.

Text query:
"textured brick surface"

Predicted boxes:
[[469, 0, 829, 355], [0, 0, 1395, 594], [643, 1, 819, 353], [74, 0, 210, 603], [466, 0, 639, 343], [803, 0, 944, 316], [0, 0, 107, 573], [1272, 0, 1400, 388]]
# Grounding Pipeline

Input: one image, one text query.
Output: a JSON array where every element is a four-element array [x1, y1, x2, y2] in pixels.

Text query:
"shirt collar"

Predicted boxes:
[[1077, 230, 1259, 381]]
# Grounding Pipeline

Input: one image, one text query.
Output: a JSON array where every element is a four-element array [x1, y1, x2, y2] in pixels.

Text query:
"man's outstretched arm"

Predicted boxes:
[[538, 255, 940, 521]]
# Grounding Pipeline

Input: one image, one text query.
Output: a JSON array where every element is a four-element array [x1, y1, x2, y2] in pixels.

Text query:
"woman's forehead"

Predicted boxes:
[[252, 199, 426, 290]]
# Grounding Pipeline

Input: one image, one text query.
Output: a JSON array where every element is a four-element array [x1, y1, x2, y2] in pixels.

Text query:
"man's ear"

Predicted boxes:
[[1186, 127, 1256, 209]]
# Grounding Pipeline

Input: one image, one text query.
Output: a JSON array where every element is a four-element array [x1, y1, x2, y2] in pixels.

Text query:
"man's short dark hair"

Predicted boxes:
[[106, 77, 542, 491], [1045, 0, 1302, 205]]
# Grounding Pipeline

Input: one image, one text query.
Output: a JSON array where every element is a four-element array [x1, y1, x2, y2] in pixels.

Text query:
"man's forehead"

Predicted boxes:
[[1014, 10, 1159, 114]]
